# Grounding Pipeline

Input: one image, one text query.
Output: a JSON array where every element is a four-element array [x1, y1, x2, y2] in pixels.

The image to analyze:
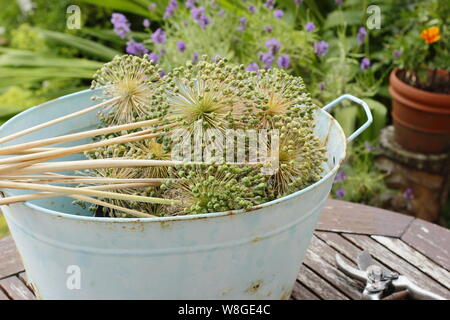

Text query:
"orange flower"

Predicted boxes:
[[420, 26, 441, 44]]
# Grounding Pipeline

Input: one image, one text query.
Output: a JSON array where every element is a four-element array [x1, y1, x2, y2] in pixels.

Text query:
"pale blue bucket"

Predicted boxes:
[[0, 90, 372, 299]]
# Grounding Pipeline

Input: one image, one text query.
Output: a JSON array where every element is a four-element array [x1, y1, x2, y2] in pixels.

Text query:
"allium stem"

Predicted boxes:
[[0, 118, 160, 156], [0, 181, 180, 206], [0, 125, 174, 173], [0, 96, 120, 146]]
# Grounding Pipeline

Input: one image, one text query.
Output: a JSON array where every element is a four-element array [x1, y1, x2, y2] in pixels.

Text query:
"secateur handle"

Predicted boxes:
[[322, 94, 373, 143]]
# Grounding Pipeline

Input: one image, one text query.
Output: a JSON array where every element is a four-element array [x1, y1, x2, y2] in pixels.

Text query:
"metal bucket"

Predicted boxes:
[[0, 90, 372, 299]]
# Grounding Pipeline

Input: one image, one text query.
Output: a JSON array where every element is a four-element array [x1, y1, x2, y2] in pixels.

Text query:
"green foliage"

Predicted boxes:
[[0, 213, 8, 239]]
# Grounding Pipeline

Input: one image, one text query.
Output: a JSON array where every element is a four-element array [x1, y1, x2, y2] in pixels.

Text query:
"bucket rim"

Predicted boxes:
[[0, 89, 347, 223]]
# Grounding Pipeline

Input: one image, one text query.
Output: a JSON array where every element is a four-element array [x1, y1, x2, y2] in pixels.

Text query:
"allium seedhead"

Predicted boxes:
[[163, 164, 271, 215], [91, 55, 160, 125], [131, 138, 172, 178]]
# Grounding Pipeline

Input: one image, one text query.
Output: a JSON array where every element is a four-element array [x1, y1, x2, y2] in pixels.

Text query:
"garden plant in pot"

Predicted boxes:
[[388, 0, 450, 153], [0, 55, 371, 299]]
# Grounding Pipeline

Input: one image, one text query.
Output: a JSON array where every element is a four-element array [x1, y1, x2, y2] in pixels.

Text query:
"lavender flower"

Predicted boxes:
[[159, 70, 167, 78], [192, 51, 199, 64], [318, 82, 326, 91], [126, 41, 149, 56], [403, 188, 414, 200], [176, 40, 186, 52], [217, 9, 225, 16], [314, 41, 329, 57], [148, 3, 157, 11], [334, 172, 346, 182], [357, 27, 367, 45], [274, 9, 283, 19], [264, 0, 275, 9], [237, 17, 247, 32], [305, 22, 315, 32], [335, 0, 343, 5], [111, 13, 131, 39], [277, 54, 290, 69], [148, 52, 159, 63], [264, 25, 273, 33], [191, 6, 211, 29], [249, 5, 256, 13], [164, 0, 178, 19], [246, 62, 260, 72], [364, 141, 374, 152], [360, 57, 371, 70], [294, 0, 303, 6], [265, 38, 281, 54], [143, 19, 150, 28], [336, 188, 346, 198], [185, 0, 196, 9], [151, 28, 166, 44], [393, 50, 403, 59], [259, 51, 274, 69]]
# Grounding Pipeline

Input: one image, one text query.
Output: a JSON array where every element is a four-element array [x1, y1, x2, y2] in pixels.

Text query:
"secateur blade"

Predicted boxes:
[[335, 254, 367, 282]]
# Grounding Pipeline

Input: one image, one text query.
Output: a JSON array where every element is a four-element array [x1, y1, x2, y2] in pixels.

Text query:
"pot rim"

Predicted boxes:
[[0, 90, 347, 224], [390, 68, 450, 102]]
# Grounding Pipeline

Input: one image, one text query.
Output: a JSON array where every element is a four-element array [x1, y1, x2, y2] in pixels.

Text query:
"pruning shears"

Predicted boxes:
[[335, 251, 445, 300]]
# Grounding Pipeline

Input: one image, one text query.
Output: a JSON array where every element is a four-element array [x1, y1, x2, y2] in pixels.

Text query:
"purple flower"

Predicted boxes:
[[164, 0, 178, 19], [335, 0, 343, 5], [185, 0, 196, 9], [217, 9, 225, 16], [274, 9, 283, 19], [277, 54, 290, 69], [264, 25, 273, 33], [192, 51, 199, 64], [176, 40, 186, 52], [126, 41, 149, 56], [148, 52, 159, 63], [148, 3, 157, 11], [159, 70, 167, 78], [246, 62, 260, 72], [151, 28, 166, 44], [294, 0, 303, 6], [305, 22, 315, 32], [314, 41, 329, 57], [393, 50, 403, 59], [318, 82, 326, 91], [264, 0, 275, 9], [360, 57, 371, 70], [237, 17, 247, 32], [357, 27, 367, 45], [403, 188, 414, 200], [265, 38, 281, 54], [249, 5, 256, 13], [191, 6, 204, 19], [335, 172, 346, 182], [143, 19, 150, 28], [259, 51, 274, 69], [111, 13, 131, 39], [191, 6, 211, 29], [336, 188, 346, 198], [364, 141, 374, 152]]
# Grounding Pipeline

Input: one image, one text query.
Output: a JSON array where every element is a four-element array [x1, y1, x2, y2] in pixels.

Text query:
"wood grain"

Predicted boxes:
[[297, 265, 348, 300], [0, 276, 35, 300], [318, 199, 414, 237], [0, 236, 24, 280], [290, 280, 320, 300], [401, 219, 450, 271]]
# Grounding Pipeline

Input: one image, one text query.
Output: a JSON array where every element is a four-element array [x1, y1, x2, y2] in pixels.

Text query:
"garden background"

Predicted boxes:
[[0, 0, 448, 237]]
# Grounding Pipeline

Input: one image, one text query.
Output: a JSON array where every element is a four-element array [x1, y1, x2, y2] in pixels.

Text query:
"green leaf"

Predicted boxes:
[[333, 103, 359, 138], [324, 10, 363, 29], [76, 0, 161, 19], [359, 98, 387, 141], [34, 28, 121, 61]]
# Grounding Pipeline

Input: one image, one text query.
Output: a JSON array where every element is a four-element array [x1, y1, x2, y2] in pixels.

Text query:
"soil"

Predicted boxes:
[[397, 69, 450, 94]]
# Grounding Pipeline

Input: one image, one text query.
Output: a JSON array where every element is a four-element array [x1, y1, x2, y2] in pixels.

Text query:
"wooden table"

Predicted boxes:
[[1, 199, 449, 300]]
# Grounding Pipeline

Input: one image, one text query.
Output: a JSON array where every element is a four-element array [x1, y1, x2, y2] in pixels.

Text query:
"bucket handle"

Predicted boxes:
[[322, 94, 373, 143]]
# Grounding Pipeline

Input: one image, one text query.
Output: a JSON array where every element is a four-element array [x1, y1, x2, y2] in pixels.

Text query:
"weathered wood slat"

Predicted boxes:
[[297, 265, 348, 300], [343, 234, 450, 299], [372, 236, 450, 290], [401, 219, 450, 271], [315, 231, 362, 260], [0, 276, 35, 300], [290, 280, 320, 300], [302, 235, 363, 299], [0, 236, 24, 279], [318, 199, 414, 237], [0, 287, 9, 300]]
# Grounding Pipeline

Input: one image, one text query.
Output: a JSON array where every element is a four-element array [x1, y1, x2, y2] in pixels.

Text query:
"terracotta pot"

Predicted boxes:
[[389, 68, 450, 153]]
